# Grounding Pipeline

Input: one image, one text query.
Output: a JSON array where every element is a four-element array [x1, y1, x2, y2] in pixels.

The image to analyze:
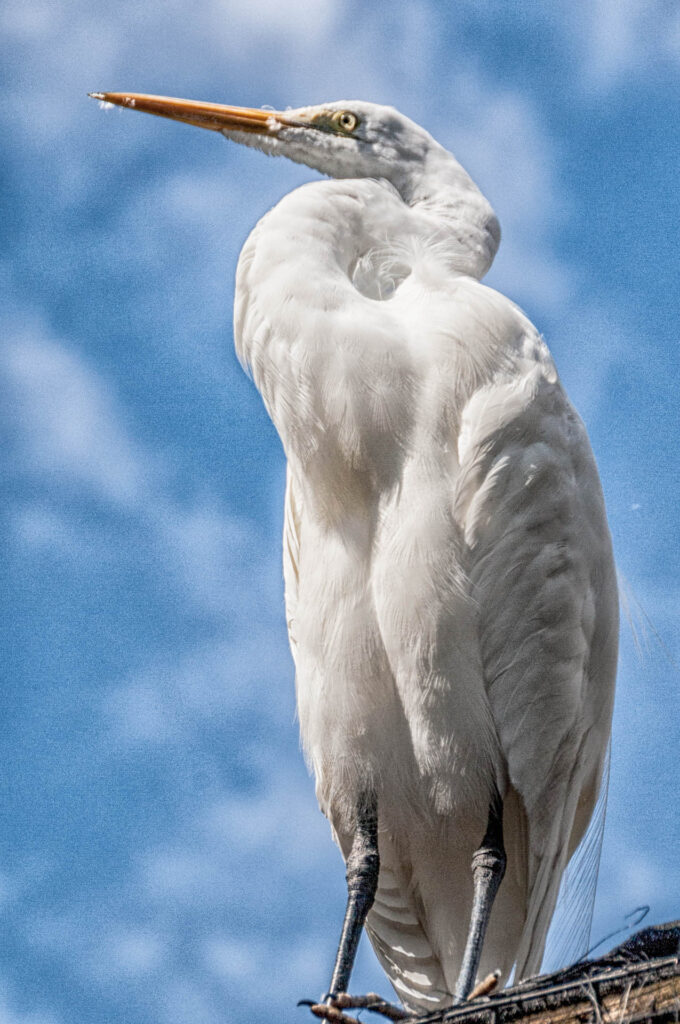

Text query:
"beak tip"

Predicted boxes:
[[88, 92, 105, 99]]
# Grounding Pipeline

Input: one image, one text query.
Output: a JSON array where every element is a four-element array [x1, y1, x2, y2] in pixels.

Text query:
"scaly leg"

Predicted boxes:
[[327, 792, 380, 1000], [453, 791, 506, 1002]]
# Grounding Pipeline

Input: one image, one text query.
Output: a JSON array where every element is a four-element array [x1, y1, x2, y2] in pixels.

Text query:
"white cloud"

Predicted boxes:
[[107, 627, 292, 746], [91, 928, 166, 980], [546, 302, 632, 423], [107, 677, 177, 744], [3, 330, 149, 507], [158, 979, 222, 1024], [536, 0, 680, 91], [4, 324, 269, 620], [153, 505, 257, 617], [617, 853, 665, 906], [139, 777, 331, 906], [17, 773, 348, 1019], [11, 506, 85, 558], [207, 0, 340, 49], [203, 935, 262, 981], [441, 85, 572, 313], [0, 989, 60, 1024]]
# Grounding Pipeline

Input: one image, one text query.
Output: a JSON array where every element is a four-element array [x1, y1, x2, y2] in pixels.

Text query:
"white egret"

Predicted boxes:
[[91, 92, 618, 1016]]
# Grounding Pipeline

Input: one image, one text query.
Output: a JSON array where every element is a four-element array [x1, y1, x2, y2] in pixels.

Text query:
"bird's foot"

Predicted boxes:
[[302, 992, 412, 1022]]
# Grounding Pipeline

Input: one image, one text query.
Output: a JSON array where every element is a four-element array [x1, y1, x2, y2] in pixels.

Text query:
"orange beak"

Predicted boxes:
[[88, 92, 302, 134]]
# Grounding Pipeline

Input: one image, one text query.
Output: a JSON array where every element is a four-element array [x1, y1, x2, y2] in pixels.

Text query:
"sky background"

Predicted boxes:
[[2, 2, 680, 1022]]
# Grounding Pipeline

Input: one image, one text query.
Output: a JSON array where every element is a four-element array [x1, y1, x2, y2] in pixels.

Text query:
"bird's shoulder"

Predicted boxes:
[[453, 339, 603, 553]]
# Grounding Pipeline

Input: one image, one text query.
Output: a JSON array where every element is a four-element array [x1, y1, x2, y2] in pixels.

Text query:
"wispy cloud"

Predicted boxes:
[[4, 329, 150, 507], [0, 985, 62, 1024], [4, 322, 269, 620], [549, 0, 680, 90], [106, 630, 292, 746], [2, 3, 679, 1023], [22, 772, 345, 1023]]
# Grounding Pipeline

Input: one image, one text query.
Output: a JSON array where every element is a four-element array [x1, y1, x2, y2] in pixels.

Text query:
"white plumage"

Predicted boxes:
[[94, 92, 618, 1013]]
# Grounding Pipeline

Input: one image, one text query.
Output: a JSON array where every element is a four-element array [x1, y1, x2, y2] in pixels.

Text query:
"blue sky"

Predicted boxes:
[[2, 2, 679, 1022]]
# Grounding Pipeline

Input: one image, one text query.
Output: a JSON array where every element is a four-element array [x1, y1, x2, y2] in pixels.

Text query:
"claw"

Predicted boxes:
[[309, 1003, 361, 1024]]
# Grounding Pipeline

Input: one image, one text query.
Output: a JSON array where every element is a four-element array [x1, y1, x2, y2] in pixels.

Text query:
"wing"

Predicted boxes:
[[283, 464, 302, 664], [455, 364, 618, 978]]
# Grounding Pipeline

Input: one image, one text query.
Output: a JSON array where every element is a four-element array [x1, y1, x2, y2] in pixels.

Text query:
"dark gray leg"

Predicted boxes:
[[454, 791, 506, 1002], [327, 793, 379, 1000]]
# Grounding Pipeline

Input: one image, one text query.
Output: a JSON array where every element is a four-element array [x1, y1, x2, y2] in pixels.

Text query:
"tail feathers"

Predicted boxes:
[[512, 762, 587, 981], [352, 799, 529, 1013], [366, 860, 453, 1012], [512, 842, 565, 980]]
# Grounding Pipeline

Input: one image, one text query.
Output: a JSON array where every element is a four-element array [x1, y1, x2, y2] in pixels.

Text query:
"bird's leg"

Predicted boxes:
[[453, 790, 506, 1002], [326, 791, 379, 1001]]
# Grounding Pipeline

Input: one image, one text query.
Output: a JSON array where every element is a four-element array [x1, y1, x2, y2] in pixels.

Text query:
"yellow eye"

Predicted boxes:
[[332, 110, 359, 133]]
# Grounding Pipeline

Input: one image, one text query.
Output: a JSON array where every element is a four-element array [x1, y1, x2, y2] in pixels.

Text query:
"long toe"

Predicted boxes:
[[333, 993, 412, 1021], [308, 1003, 362, 1024]]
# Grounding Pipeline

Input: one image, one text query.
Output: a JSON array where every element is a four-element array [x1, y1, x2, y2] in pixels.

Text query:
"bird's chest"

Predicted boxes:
[[293, 451, 472, 676]]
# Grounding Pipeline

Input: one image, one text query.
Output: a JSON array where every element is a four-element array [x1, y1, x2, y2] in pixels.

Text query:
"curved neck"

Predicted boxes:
[[400, 147, 501, 280]]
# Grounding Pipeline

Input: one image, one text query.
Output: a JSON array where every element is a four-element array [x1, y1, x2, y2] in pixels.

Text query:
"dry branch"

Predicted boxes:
[[410, 921, 680, 1024]]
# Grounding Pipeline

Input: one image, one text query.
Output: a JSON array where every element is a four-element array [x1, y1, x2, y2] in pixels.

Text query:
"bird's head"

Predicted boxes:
[[91, 93, 485, 200], [90, 92, 500, 275]]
